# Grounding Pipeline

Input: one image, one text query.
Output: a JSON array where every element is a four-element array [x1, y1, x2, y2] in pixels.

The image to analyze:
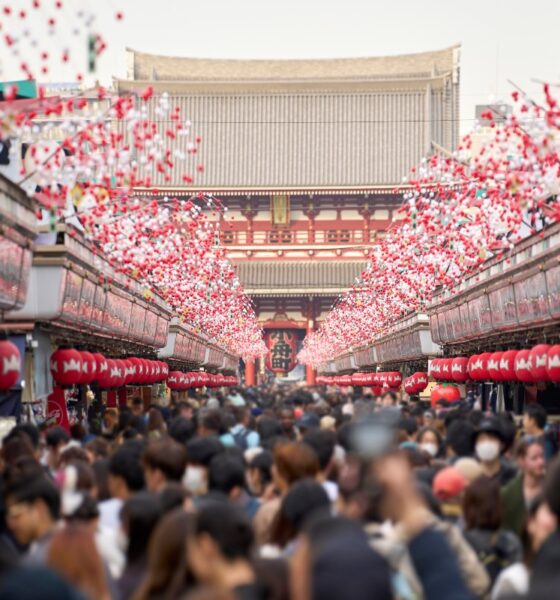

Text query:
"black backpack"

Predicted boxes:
[[232, 427, 251, 451], [466, 529, 521, 585]]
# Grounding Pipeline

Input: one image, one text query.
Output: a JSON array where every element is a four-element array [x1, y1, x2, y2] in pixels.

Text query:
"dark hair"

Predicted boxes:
[[186, 437, 225, 467], [92, 459, 110, 501], [142, 440, 188, 483], [194, 501, 253, 560], [108, 441, 145, 492], [544, 455, 560, 520], [270, 479, 330, 547], [446, 419, 475, 457], [147, 408, 165, 434], [208, 454, 245, 496], [463, 476, 502, 530], [45, 426, 70, 448], [84, 438, 109, 460], [514, 437, 545, 460], [58, 446, 89, 468], [382, 390, 397, 403], [168, 417, 196, 446], [303, 429, 336, 471], [159, 483, 188, 515], [525, 404, 547, 430], [1, 436, 36, 466], [257, 417, 282, 442], [120, 492, 163, 564], [132, 397, 143, 407], [8, 424, 40, 450], [5, 471, 60, 520], [417, 426, 443, 448], [249, 451, 273, 487], [133, 509, 193, 600], [200, 411, 226, 435]]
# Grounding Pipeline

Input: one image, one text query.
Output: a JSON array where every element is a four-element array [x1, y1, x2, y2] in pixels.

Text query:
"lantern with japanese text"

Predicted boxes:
[[0, 340, 20, 391], [412, 372, 429, 393], [546, 345, 560, 382], [50, 349, 83, 387], [499, 350, 518, 381], [167, 371, 183, 390], [79, 351, 97, 385], [265, 330, 298, 374], [487, 352, 503, 382], [92, 353, 108, 384], [451, 358, 469, 383], [515, 350, 535, 383], [529, 345, 551, 381]]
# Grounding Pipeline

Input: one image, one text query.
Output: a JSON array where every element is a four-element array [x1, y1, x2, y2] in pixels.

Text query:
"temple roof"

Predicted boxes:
[[126, 46, 460, 83], [235, 260, 368, 295]]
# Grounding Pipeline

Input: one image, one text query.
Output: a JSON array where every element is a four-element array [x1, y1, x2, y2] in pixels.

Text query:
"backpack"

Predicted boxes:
[[232, 427, 250, 451], [466, 529, 520, 585]]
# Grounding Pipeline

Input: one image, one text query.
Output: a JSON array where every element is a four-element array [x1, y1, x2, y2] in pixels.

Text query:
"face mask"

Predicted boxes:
[[183, 466, 207, 495], [476, 440, 500, 462], [419, 442, 438, 458]]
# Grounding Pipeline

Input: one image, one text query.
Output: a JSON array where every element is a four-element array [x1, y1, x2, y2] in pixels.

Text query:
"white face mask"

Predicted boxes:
[[476, 440, 500, 462], [183, 466, 207, 495], [419, 442, 438, 458]]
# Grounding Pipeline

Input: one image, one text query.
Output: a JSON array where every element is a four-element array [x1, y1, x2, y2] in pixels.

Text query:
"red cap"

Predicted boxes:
[[433, 467, 467, 501]]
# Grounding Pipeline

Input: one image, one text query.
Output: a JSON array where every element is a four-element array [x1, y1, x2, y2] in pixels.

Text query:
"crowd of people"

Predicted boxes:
[[0, 384, 560, 600]]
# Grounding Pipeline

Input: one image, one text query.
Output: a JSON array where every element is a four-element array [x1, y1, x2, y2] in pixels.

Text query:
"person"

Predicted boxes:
[[246, 451, 275, 502], [492, 494, 556, 600], [102, 409, 119, 440], [45, 426, 70, 472], [277, 407, 296, 440], [445, 418, 476, 462], [168, 416, 196, 446], [102, 440, 145, 529], [199, 410, 235, 447], [146, 408, 166, 440], [0, 565, 85, 600], [130, 397, 144, 419], [530, 455, 560, 594], [4, 467, 60, 565], [187, 500, 266, 600], [142, 439, 188, 493], [118, 492, 163, 600], [133, 509, 193, 600], [184, 437, 225, 497], [230, 407, 260, 450], [208, 454, 260, 520], [462, 475, 522, 585], [432, 466, 466, 522], [46, 523, 111, 600], [416, 426, 443, 459], [253, 442, 320, 545], [474, 416, 517, 485], [523, 403, 557, 460], [501, 438, 546, 536], [380, 390, 398, 408], [268, 479, 330, 554], [302, 429, 338, 502], [295, 413, 320, 438]]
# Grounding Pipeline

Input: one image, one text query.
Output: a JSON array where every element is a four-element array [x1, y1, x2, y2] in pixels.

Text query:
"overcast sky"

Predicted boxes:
[[5, 0, 560, 134]]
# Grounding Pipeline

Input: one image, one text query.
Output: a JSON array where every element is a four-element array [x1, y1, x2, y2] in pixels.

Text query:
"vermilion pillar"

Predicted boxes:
[[245, 360, 256, 386]]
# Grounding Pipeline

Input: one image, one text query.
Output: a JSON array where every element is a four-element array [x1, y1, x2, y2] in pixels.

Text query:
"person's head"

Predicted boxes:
[[432, 466, 467, 504], [246, 450, 273, 497], [199, 410, 225, 437], [208, 454, 246, 500], [303, 429, 336, 474], [168, 416, 196, 446], [1, 436, 36, 470], [135, 509, 193, 600], [142, 439, 188, 493], [272, 441, 320, 493], [46, 523, 110, 600], [462, 475, 502, 531], [526, 495, 558, 561], [108, 441, 145, 500], [296, 413, 320, 437], [187, 501, 254, 584], [8, 424, 40, 454], [445, 418, 475, 458], [474, 417, 504, 463], [416, 426, 443, 459], [184, 437, 225, 496], [278, 406, 295, 435], [102, 409, 118, 435], [45, 426, 70, 469], [147, 408, 166, 434], [523, 403, 547, 435], [381, 390, 397, 407], [256, 416, 282, 444], [120, 491, 163, 564], [516, 438, 546, 481], [84, 438, 109, 463], [5, 470, 60, 545], [453, 457, 484, 484], [131, 396, 144, 417], [270, 479, 330, 548], [233, 406, 250, 428], [58, 446, 89, 469]]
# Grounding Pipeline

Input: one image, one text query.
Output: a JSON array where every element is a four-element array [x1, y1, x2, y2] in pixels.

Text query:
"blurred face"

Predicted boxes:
[[246, 467, 263, 497], [280, 410, 294, 433], [187, 534, 218, 582], [475, 433, 502, 463], [521, 443, 546, 479], [381, 393, 395, 407], [419, 431, 439, 446], [6, 500, 42, 545], [528, 503, 558, 553]]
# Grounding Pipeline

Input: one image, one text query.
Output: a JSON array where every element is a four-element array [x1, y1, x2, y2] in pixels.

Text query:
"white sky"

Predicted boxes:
[[4, 0, 560, 135]]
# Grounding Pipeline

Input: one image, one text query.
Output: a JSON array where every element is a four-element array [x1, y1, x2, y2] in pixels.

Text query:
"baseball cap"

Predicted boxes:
[[297, 412, 320, 430], [433, 466, 467, 501]]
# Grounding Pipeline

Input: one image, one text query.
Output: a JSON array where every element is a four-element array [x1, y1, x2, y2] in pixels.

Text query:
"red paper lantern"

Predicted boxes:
[[387, 372, 402, 388], [98, 358, 116, 389], [92, 353, 108, 384], [160, 362, 169, 379], [128, 357, 144, 384], [487, 352, 503, 381], [0, 340, 20, 391], [529, 344, 551, 382], [499, 350, 518, 381], [515, 350, 534, 383], [546, 345, 560, 382], [412, 371, 429, 392], [451, 358, 469, 383], [467, 354, 480, 380], [79, 351, 96, 385], [123, 360, 136, 385], [167, 371, 183, 390], [430, 359, 442, 380], [440, 359, 453, 381], [50, 348, 83, 387], [113, 359, 127, 388]]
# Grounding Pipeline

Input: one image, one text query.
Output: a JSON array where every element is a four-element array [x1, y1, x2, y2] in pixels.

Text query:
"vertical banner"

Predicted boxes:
[[265, 330, 297, 374], [46, 386, 70, 432]]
